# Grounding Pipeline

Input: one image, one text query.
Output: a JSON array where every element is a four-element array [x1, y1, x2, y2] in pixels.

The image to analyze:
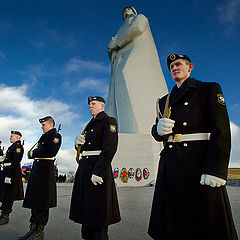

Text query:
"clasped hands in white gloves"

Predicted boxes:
[[75, 134, 86, 146], [28, 150, 33, 159], [157, 118, 175, 136], [200, 174, 226, 187], [4, 177, 11, 184], [91, 174, 103, 186], [0, 155, 6, 162]]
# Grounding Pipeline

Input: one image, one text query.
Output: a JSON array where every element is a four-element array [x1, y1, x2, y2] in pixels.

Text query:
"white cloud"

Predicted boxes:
[[229, 121, 240, 167], [31, 25, 78, 50], [21, 64, 56, 86], [0, 84, 77, 156], [56, 148, 78, 174], [217, 0, 240, 33], [77, 77, 109, 96], [0, 84, 77, 125], [65, 57, 110, 74], [62, 76, 109, 100]]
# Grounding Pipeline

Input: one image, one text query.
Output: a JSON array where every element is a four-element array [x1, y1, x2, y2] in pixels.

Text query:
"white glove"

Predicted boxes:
[[0, 155, 6, 162], [75, 134, 86, 146], [28, 150, 33, 159], [4, 177, 11, 184], [200, 174, 226, 187], [91, 174, 103, 185], [157, 118, 175, 136]]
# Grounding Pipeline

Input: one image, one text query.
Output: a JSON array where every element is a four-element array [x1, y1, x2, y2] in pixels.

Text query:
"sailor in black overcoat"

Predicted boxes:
[[0, 140, 3, 157], [19, 116, 62, 240], [148, 54, 238, 240], [0, 131, 24, 225], [0, 141, 2, 183], [70, 96, 121, 240], [0, 141, 3, 182]]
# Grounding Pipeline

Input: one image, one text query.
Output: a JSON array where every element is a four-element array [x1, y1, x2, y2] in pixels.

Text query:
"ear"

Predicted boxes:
[[188, 63, 193, 72], [101, 103, 105, 110]]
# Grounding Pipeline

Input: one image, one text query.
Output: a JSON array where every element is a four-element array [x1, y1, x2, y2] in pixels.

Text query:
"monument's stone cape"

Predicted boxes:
[[107, 11, 168, 134]]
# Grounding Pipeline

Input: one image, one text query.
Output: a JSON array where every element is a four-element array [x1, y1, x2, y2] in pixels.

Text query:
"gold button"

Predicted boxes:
[[169, 145, 173, 148], [86, 156, 89, 159], [88, 142, 91, 145], [184, 102, 189, 106], [183, 122, 187, 126], [91, 129, 94, 132], [183, 143, 188, 147]]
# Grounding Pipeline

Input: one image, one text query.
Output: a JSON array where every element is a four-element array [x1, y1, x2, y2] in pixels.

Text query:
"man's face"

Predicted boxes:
[[41, 121, 53, 133], [123, 8, 134, 19], [10, 134, 20, 143], [170, 59, 193, 83], [89, 101, 104, 117]]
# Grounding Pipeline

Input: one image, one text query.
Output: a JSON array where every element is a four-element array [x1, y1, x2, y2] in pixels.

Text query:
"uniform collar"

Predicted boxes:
[[11, 140, 21, 146], [45, 128, 56, 135], [174, 77, 200, 90], [170, 77, 201, 106], [92, 111, 106, 121], [184, 77, 201, 89]]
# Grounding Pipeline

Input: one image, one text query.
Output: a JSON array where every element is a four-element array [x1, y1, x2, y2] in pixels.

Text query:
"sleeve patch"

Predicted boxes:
[[53, 138, 59, 143], [110, 125, 117, 133], [16, 148, 21, 153], [217, 93, 225, 105]]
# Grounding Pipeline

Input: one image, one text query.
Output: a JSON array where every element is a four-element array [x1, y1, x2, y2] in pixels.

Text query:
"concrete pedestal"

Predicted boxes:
[[112, 133, 163, 186]]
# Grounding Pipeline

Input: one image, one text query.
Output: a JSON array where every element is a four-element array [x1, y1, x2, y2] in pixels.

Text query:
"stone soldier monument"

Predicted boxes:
[[107, 6, 168, 186]]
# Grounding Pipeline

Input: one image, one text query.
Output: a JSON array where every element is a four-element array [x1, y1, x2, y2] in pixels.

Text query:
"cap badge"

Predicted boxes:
[[217, 94, 225, 105], [170, 54, 176, 61]]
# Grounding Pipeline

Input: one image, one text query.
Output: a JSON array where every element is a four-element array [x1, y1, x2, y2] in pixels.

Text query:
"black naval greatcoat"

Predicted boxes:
[[148, 78, 238, 240], [70, 111, 121, 227], [0, 148, 3, 156], [0, 140, 24, 202], [23, 128, 62, 209], [0, 148, 3, 181]]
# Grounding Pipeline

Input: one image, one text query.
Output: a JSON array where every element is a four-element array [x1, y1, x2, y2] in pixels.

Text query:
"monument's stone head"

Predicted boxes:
[[122, 6, 137, 20]]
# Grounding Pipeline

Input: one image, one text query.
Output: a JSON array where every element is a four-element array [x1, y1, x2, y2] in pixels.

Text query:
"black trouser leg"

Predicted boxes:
[[30, 208, 49, 225], [81, 224, 109, 240], [0, 201, 14, 215], [0, 201, 13, 225], [17, 209, 48, 240]]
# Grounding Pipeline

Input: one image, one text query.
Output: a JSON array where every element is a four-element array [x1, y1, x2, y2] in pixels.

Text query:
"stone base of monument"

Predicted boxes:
[[112, 133, 163, 186]]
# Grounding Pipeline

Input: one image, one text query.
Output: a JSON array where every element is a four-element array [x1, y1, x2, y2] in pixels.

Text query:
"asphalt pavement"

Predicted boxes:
[[1, 184, 239, 239]]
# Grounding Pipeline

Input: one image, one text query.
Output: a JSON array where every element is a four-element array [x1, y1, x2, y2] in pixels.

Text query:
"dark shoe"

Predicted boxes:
[[0, 213, 9, 225], [28, 224, 44, 240], [18, 223, 37, 240]]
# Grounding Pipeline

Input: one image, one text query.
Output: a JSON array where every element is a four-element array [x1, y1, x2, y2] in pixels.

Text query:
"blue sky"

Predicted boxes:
[[0, 0, 240, 172]]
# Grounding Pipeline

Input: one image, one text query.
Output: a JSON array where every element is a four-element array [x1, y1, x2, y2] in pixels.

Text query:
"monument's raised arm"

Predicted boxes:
[[106, 6, 168, 134]]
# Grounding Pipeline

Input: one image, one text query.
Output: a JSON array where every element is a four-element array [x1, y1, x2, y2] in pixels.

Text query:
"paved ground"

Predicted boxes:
[[1, 184, 240, 239]]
